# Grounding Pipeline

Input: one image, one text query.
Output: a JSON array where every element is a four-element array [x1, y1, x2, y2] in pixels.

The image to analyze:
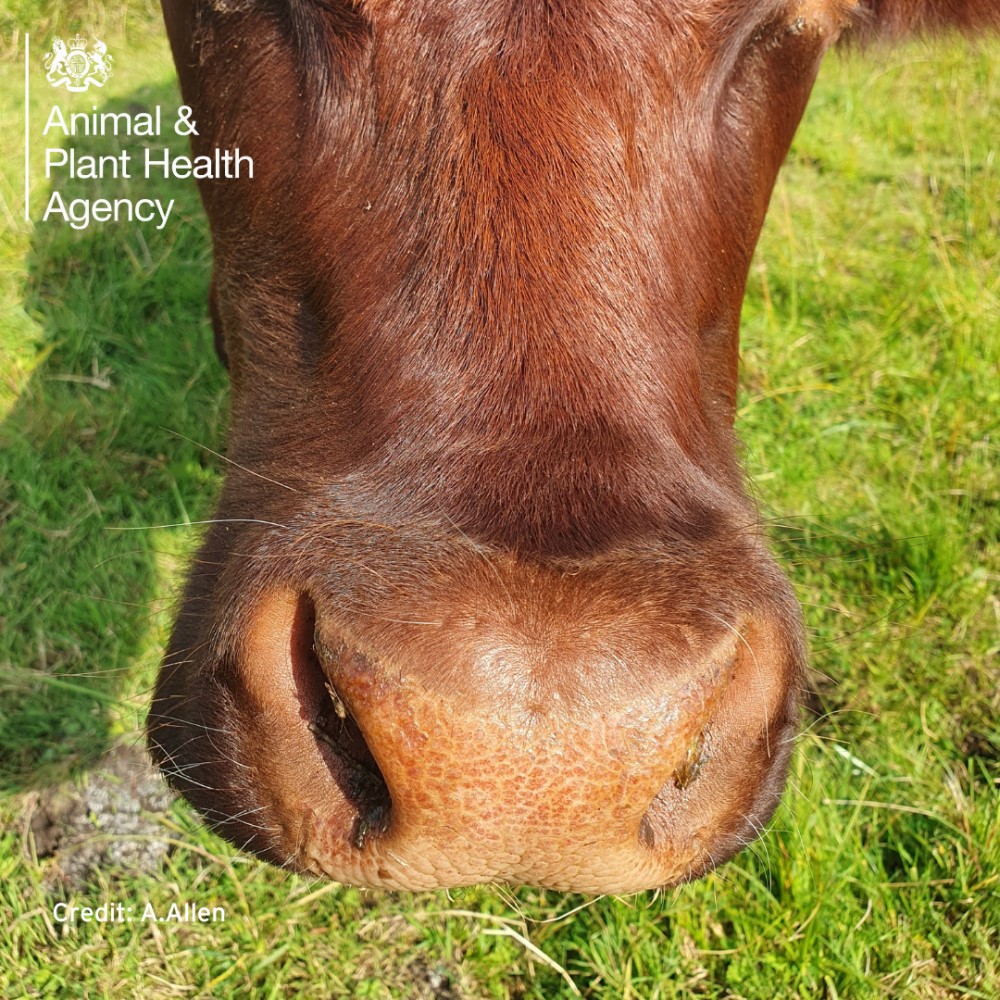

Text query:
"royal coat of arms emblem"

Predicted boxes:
[[44, 35, 114, 92]]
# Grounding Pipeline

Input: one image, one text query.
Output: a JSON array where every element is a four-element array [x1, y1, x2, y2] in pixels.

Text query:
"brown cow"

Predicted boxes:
[[149, 1, 998, 893]]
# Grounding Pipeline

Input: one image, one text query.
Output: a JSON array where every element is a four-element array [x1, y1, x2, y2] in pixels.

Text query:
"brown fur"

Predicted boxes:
[[149, 1, 997, 892]]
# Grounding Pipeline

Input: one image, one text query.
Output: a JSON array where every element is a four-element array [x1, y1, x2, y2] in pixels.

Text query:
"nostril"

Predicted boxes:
[[637, 811, 657, 850], [308, 677, 391, 849], [289, 595, 391, 848], [671, 728, 708, 791], [637, 729, 710, 850]]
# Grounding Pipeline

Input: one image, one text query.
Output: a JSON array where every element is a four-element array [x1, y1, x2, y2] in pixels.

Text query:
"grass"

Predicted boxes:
[[1, 7, 998, 998]]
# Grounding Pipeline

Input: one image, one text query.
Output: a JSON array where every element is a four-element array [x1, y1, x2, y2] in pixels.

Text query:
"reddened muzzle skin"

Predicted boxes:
[[150, 518, 803, 893], [149, 0, 998, 892]]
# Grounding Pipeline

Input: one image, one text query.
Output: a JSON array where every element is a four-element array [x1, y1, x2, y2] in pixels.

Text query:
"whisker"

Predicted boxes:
[[159, 427, 300, 493], [107, 518, 294, 532]]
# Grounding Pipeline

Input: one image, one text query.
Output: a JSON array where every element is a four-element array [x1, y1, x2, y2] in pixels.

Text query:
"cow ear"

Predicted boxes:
[[720, 14, 834, 181], [841, 0, 1000, 43]]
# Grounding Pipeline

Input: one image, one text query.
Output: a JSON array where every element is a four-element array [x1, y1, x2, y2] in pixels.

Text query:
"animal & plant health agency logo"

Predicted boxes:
[[44, 35, 113, 92]]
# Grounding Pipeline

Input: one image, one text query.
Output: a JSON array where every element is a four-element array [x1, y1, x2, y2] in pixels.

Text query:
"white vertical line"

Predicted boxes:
[[24, 33, 30, 222]]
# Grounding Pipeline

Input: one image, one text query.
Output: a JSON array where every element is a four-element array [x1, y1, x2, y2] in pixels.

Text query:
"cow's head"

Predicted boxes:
[[149, 0, 889, 893]]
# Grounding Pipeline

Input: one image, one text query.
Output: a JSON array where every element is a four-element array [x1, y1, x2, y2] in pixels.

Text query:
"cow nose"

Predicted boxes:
[[231, 585, 800, 893]]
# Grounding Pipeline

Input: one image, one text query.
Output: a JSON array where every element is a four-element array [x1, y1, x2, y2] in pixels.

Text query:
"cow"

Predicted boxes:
[[148, 0, 999, 894]]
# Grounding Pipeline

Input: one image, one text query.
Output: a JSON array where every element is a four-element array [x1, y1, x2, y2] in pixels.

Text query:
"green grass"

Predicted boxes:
[[1, 7, 998, 998]]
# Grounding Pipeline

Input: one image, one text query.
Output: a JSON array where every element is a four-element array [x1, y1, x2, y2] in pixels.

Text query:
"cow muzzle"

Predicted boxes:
[[149, 550, 803, 894]]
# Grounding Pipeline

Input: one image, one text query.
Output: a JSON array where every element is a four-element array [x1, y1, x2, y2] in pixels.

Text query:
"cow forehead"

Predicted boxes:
[[356, 0, 862, 37], [207, 0, 861, 47], [251, 0, 864, 149]]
